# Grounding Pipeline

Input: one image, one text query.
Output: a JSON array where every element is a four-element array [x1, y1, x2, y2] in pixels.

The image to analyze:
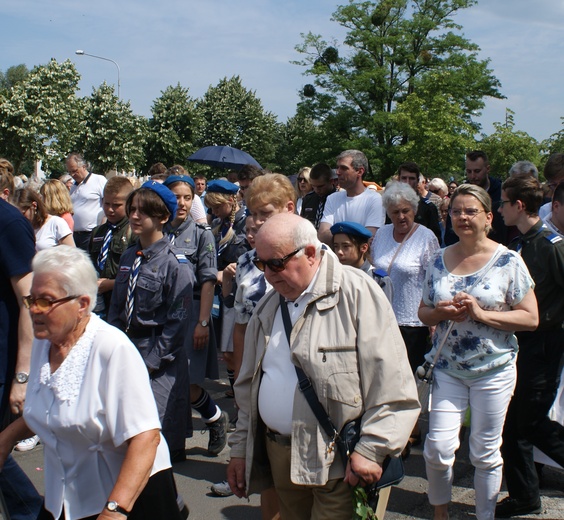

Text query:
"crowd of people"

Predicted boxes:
[[0, 148, 563, 520]]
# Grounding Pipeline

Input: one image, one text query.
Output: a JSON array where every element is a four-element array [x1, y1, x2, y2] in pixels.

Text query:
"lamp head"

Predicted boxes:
[[75, 50, 84, 55]]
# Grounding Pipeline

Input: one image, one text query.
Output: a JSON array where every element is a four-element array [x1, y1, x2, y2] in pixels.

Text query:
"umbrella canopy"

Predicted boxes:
[[187, 145, 262, 171]]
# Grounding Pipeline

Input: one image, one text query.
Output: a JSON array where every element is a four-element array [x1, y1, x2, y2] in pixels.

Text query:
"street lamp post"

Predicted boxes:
[[75, 50, 121, 98]]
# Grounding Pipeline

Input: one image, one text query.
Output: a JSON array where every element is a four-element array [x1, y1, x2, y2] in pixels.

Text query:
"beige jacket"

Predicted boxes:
[[229, 249, 420, 492]]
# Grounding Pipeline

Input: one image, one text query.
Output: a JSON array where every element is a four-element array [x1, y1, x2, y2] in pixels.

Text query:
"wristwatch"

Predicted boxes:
[[199, 319, 209, 327], [105, 501, 129, 516], [14, 372, 29, 384]]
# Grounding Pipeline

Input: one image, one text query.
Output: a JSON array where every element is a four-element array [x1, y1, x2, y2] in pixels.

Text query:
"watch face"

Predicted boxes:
[[200, 320, 208, 327], [107, 501, 118, 511], [15, 372, 29, 384]]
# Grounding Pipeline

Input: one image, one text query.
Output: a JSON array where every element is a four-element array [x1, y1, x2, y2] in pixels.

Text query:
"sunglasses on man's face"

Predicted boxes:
[[252, 247, 304, 273]]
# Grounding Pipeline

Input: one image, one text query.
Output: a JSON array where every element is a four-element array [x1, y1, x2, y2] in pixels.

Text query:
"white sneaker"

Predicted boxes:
[[14, 435, 40, 452], [211, 480, 234, 497]]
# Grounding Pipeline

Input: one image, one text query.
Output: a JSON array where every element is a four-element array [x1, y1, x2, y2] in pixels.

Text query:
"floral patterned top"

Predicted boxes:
[[422, 244, 534, 379]]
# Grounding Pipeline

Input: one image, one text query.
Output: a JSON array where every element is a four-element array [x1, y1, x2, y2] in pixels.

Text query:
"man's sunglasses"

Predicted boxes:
[[252, 247, 303, 273]]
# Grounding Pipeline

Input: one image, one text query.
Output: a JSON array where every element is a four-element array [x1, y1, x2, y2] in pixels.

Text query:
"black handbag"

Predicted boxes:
[[279, 296, 405, 500]]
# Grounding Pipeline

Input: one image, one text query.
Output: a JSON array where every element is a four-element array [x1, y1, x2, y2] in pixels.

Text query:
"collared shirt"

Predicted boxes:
[[70, 172, 107, 232], [24, 314, 170, 520], [258, 265, 321, 435]]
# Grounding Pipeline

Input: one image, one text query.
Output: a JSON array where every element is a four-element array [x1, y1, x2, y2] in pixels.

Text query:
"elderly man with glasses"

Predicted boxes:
[[227, 212, 419, 520]]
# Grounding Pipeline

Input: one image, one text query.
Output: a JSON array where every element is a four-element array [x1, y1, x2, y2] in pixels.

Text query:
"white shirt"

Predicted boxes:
[[35, 215, 72, 251], [321, 188, 385, 229], [258, 265, 320, 435], [372, 224, 439, 326], [542, 212, 564, 237], [24, 314, 170, 520], [190, 195, 207, 222], [70, 173, 107, 232], [539, 201, 551, 221]]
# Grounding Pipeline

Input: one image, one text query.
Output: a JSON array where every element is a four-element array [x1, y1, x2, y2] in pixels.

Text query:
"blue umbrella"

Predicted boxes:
[[187, 145, 262, 170]]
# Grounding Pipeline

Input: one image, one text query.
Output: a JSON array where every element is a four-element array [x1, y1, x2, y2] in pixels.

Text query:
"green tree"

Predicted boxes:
[[145, 84, 199, 172], [0, 64, 30, 91], [541, 117, 564, 157], [76, 83, 148, 174], [0, 59, 82, 173], [195, 76, 279, 169], [294, 0, 503, 180], [479, 109, 541, 178], [393, 74, 476, 177]]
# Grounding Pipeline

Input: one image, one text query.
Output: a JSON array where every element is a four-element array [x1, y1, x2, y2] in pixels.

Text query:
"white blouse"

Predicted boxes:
[[24, 314, 171, 520], [371, 223, 439, 326]]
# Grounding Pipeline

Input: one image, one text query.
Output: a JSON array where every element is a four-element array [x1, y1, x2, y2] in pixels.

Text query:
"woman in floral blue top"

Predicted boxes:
[[418, 184, 538, 520]]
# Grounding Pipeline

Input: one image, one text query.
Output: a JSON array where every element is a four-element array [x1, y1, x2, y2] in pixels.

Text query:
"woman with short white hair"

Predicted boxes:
[[0, 246, 186, 520]]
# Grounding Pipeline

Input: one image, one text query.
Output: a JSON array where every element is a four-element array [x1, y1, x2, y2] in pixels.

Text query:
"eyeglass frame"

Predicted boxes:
[[297, 177, 308, 183], [22, 295, 79, 312], [449, 208, 485, 219], [252, 247, 304, 273]]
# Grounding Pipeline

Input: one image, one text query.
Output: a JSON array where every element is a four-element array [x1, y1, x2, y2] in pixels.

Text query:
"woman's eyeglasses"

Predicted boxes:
[[297, 177, 307, 183], [252, 247, 304, 273], [23, 295, 79, 311], [449, 208, 483, 219]]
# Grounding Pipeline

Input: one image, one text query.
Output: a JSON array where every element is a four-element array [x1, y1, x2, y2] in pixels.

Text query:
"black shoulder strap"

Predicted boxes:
[[279, 295, 339, 442]]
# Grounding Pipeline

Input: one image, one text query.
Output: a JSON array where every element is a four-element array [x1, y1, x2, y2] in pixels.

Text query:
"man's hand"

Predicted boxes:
[[227, 457, 247, 498], [344, 452, 383, 487]]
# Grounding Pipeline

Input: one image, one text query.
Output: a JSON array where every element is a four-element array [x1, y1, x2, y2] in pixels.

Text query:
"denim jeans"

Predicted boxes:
[[0, 454, 43, 520]]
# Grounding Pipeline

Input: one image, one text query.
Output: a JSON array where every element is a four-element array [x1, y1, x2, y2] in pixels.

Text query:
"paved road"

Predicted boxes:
[[8, 362, 564, 519]]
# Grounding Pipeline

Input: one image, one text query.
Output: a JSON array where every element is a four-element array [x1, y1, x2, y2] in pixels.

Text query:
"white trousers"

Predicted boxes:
[[423, 363, 516, 520]]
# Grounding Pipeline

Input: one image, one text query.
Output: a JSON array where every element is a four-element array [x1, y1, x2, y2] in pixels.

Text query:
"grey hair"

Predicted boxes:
[[336, 149, 369, 176], [509, 160, 539, 179], [66, 152, 91, 171], [32, 246, 97, 313], [382, 181, 419, 212], [292, 217, 322, 259], [428, 177, 448, 194]]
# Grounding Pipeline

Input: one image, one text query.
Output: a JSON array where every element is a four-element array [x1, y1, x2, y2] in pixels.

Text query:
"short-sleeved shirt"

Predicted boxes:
[[422, 245, 534, 379], [24, 314, 170, 520], [321, 188, 384, 229], [233, 248, 272, 325], [0, 200, 35, 389], [35, 215, 72, 251], [372, 224, 439, 326], [70, 173, 107, 232]]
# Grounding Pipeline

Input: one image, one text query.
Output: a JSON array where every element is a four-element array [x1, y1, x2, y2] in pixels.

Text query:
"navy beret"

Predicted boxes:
[[330, 221, 372, 240], [141, 180, 177, 221], [163, 175, 195, 190], [206, 179, 239, 195]]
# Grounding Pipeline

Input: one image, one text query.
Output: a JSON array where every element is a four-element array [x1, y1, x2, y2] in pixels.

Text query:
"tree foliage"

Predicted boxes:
[[0, 59, 82, 173], [479, 109, 540, 179], [294, 0, 503, 180], [0, 64, 30, 91], [195, 76, 279, 169], [145, 84, 199, 173], [75, 83, 148, 174]]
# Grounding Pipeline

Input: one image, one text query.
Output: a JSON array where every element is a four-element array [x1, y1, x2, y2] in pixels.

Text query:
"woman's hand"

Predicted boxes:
[[453, 292, 483, 322], [434, 300, 468, 323], [193, 323, 209, 350]]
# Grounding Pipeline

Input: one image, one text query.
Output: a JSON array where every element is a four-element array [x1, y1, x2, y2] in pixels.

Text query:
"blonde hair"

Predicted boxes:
[[205, 192, 238, 248], [40, 179, 74, 216], [245, 173, 297, 213]]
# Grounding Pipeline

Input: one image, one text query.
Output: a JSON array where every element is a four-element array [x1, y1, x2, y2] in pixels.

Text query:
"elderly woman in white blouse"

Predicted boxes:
[[0, 246, 185, 520], [372, 181, 440, 374]]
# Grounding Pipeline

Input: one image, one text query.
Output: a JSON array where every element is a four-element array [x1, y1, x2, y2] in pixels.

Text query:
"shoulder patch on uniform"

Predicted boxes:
[[544, 232, 562, 244], [196, 222, 212, 230], [175, 253, 189, 264], [423, 198, 432, 205]]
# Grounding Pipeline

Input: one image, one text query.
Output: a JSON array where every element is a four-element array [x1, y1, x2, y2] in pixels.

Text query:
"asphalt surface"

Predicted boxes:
[[7, 360, 564, 519]]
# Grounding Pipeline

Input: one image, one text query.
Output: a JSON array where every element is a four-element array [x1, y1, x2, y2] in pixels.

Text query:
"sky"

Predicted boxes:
[[3, 0, 564, 143]]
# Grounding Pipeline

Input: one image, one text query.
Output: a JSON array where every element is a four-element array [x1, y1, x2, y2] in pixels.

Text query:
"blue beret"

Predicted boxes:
[[163, 175, 195, 190], [141, 180, 177, 222], [330, 221, 372, 240], [206, 179, 239, 195]]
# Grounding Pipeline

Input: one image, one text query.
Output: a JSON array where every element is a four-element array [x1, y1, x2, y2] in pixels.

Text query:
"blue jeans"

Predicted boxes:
[[0, 454, 43, 520]]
